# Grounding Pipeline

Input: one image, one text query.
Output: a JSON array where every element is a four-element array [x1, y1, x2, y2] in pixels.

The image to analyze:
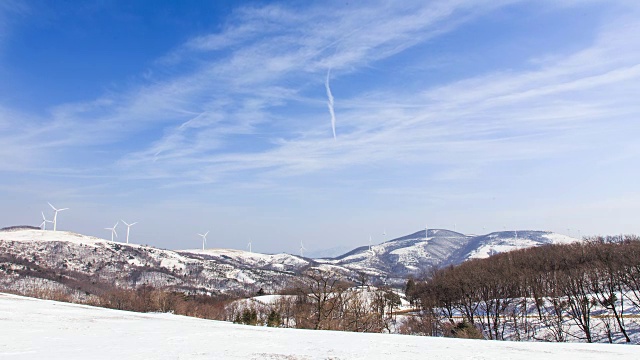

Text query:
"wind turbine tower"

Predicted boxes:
[[248, 239, 252, 253], [197, 231, 209, 251], [48, 202, 68, 231], [299, 241, 306, 257], [121, 220, 138, 244], [105, 222, 118, 242]]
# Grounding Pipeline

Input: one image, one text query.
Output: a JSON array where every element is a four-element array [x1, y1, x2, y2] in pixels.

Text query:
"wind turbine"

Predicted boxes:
[[48, 202, 68, 231], [247, 239, 252, 253], [105, 222, 118, 242], [425, 224, 428, 239], [40, 212, 53, 230], [197, 231, 209, 250], [299, 241, 306, 257], [121, 220, 138, 244], [368, 235, 374, 255]]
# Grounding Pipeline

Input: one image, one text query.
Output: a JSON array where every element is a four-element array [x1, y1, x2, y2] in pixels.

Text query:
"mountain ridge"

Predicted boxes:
[[0, 227, 580, 295]]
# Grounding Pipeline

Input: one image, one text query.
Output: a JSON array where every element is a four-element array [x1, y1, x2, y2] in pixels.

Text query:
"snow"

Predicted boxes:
[[179, 248, 309, 267], [466, 232, 581, 260], [1, 293, 635, 359], [542, 232, 580, 244], [0, 229, 108, 247]]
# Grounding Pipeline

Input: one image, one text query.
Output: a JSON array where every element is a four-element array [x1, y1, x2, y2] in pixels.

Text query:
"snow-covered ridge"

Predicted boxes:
[[0, 229, 309, 295], [0, 228, 581, 293]]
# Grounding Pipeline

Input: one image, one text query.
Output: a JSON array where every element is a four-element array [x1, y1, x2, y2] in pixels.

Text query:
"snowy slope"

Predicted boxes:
[[0, 229, 309, 295], [1, 293, 635, 360], [317, 229, 472, 284]]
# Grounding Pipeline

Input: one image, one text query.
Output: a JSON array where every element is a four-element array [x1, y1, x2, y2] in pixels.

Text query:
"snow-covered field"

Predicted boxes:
[[1, 293, 636, 359]]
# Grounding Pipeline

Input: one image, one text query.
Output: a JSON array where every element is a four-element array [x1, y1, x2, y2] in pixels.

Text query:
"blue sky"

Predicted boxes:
[[1, 1, 639, 254]]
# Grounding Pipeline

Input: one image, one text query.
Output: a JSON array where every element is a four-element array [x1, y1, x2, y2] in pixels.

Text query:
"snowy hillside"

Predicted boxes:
[[0, 227, 581, 295], [0, 229, 309, 295], [446, 230, 580, 265], [1, 293, 635, 360]]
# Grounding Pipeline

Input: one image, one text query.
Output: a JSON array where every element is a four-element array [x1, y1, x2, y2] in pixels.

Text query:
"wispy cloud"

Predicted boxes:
[[2, 0, 639, 194]]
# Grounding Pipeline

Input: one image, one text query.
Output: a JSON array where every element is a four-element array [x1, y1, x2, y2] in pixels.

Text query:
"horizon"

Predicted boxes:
[[1, 1, 639, 254], [1, 224, 581, 256]]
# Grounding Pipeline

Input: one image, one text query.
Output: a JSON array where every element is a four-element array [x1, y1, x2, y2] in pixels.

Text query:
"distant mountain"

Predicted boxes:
[[317, 229, 580, 285], [0, 228, 580, 295]]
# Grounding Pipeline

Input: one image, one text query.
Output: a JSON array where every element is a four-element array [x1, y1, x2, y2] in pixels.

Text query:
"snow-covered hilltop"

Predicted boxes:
[[0, 228, 309, 296]]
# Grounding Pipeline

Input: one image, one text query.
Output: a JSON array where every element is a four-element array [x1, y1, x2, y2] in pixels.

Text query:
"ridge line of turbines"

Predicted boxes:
[[39, 203, 250, 253], [37, 208, 494, 258], [38, 204, 577, 257]]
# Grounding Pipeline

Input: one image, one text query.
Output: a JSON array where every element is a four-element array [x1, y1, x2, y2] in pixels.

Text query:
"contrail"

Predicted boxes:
[[325, 69, 337, 140]]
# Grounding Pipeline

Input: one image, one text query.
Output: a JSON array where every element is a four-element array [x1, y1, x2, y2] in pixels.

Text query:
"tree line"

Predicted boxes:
[[405, 235, 640, 343]]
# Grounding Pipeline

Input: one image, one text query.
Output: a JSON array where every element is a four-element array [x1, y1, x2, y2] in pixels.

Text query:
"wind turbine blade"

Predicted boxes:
[[48, 202, 56, 211], [205, 231, 209, 236], [113, 222, 118, 229], [121, 220, 129, 226], [42, 212, 46, 220], [131, 222, 138, 226], [58, 208, 69, 212]]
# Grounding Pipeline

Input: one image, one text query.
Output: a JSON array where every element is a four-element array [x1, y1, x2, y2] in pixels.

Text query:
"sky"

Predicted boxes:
[[1, 0, 640, 255]]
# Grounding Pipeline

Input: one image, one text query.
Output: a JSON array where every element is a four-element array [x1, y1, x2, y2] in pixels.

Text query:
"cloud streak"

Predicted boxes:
[[325, 69, 336, 140]]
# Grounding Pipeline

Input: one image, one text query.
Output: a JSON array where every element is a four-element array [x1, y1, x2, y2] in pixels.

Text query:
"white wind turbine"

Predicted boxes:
[[48, 202, 68, 231], [197, 231, 209, 250], [299, 241, 306, 257], [121, 220, 137, 244], [425, 224, 428, 239], [368, 235, 374, 255], [40, 212, 53, 230], [105, 222, 118, 242], [247, 238, 252, 253]]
